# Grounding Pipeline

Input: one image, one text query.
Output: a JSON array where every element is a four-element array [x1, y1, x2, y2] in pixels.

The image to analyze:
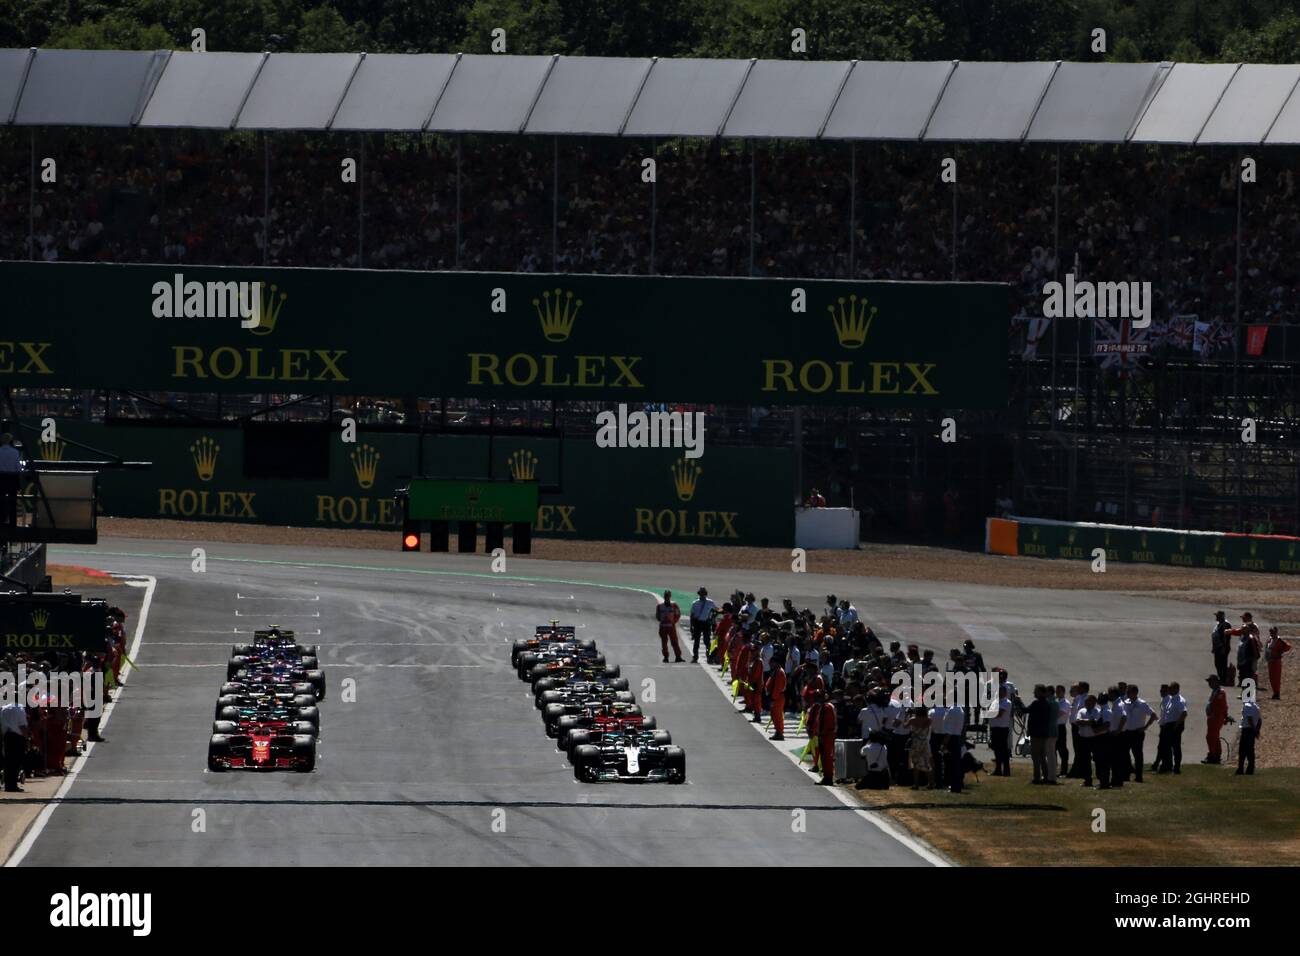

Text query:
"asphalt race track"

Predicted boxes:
[[11, 537, 1213, 867]]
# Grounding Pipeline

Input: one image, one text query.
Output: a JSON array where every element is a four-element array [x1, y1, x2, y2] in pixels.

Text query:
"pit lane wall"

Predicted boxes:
[[25, 423, 794, 548], [985, 515, 1300, 575]]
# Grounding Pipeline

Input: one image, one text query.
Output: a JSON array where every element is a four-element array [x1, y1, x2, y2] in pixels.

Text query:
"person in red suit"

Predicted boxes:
[[1266, 626, 1292, 700], [746, 647, 764, 722], [733, 638, 753, 704], [654, 590, 683, 663], [766, 663, 787, 740], [727, 620, 747, 681], [807, 690, 837, 785], [1202, 675, 1228, 764]]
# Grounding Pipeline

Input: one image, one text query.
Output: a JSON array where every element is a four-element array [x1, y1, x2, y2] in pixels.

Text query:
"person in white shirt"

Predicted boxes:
[[856, 693, 889, 786], [1124, 686, 1156, 783], [838, 600, 859, 629], [1075, 695, 1102, 788], [1236, 697, 1262, 775], [1055, 684, 1072, 777], [687, 587, 717, 664], [941, 700, 966, 792], [1154, 682, 1187, 774], [989, 685, 1013, 776], [1, 698, 29, 792], [1105, 687, 1128, 786], [927, 702, 948, 790]]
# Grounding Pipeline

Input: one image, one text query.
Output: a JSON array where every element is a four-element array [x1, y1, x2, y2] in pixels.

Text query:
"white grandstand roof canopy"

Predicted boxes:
[[3, 48, 1300, 145]]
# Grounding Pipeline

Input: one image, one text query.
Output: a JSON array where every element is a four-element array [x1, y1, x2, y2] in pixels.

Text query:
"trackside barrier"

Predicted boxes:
[[985, 515, 1300, 575]]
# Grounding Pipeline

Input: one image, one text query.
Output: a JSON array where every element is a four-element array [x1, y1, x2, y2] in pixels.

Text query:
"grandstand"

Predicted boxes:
[[4, 49, 1300, 540]]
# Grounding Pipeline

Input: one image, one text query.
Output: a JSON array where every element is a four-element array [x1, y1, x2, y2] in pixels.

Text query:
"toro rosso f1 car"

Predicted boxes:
[[572, 728, 685, 784]]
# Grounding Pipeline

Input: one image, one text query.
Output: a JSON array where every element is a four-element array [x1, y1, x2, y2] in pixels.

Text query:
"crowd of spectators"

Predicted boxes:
[[0, 604, 125, 793], [3, 130, 1298, 328]]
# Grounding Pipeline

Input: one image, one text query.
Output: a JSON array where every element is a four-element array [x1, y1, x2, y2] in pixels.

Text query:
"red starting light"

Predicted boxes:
[[402, 529, 420, 551]]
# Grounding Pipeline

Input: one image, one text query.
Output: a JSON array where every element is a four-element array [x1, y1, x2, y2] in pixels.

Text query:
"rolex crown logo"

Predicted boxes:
[[1250, 541, 1258, 556], [1067, 529, 1077, 545], [40, 438, 66, 462], [671, 458, 701, 503], [31, 609, 50, 630], [1179, 537, 1186, 552], [533, 288, 582, 343], [1140, 533, 1147, 548], [351, 444, 380, 490], [508, 450, 538, 482], [249, 282, 288, 336], [828, 294, 877, 350], [191, 436, 220, 482]]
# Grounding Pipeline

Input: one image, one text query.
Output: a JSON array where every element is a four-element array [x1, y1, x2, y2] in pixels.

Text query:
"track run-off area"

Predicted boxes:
[[6, 537, 1214, 867]]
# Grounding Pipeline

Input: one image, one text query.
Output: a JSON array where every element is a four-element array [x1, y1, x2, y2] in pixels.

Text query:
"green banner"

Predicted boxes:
[[1016, 520, 1300, 575], [406, 479, 539, 523], [1, 262, 1008, 408], [27, 423, 794, 547]]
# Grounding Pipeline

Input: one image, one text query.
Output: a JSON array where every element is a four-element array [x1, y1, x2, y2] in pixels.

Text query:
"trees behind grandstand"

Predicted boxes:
[[1, 0, 1298, 64]]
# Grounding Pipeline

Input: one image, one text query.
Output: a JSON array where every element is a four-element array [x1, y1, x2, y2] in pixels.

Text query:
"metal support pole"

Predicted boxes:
[[158, 130, 167, 260], [1235, 150, 1244, 529], [649, 137, 656, 274], [454, 135, 461, 270], [849, 142, 856, 277], [552, 136, 558, 272], [951, 146, 958, 281], [28, 129, 35, 260], [793, 406, 803, 504], [262, 133, 270, 266], [357, 134, 365, 267], [749, 142, 756, 277], [1051, 146, 1061, 429]]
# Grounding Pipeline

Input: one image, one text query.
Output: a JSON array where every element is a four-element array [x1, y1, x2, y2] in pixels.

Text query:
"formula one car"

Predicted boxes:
[[516, 642, 607, 681], [564, 717, 672, 763], [527, 657, 620, 687], [511, 624, 595, 668], [554, 706, 661, 750], [537, 678, 633, 709], [533, 672, 630, 701], [228, 657, 326, 700], [232, 625, 320, 658], [572, 730, 685, 784], [208, 724, 316, 772], [215, 686, 320, 729], [544, 697, 650, 739]]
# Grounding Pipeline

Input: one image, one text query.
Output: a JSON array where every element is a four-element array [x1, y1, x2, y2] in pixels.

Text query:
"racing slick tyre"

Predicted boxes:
[[538, 690, 565, 709], [292, 735, 316, 772], [638, 715, 656, 730], [219, 682, 244, 696], [208, 735, 231, 772], [291, 720, 317, 737], [565, 730, 592, 761], [292, 694, 316, 710], [305, 669, 326, 700], [573, 745, 600, 783], [555, 715, 582, 744], [576, 639, 597, 653], [227, 657, 248, 680], [510, 641, 528, 667], [232, 644, 255, 656], [651, 730, 672, 747], [610, 677, 630, 692], [290, 681, 314, 698], [664, 746, 686, 784], [517, 653, 540, 679], [299, 655, 319, 669], [603, 666, 621, 680], [216, 704, 242, 722], [212, 721, 239, 735], [543, 705, 567, 736], [614, 690, 635, 704], [533, 678, 558, 698], [296, 705, 320, 730]]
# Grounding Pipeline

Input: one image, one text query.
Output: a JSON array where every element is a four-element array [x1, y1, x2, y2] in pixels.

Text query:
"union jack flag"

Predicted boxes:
[[1093, 317, 1149, 377]]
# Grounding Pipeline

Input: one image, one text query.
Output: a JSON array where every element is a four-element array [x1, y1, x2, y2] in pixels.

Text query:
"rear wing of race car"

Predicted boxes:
[[253, 628, 297, 639], [535, 625, 576, 636]]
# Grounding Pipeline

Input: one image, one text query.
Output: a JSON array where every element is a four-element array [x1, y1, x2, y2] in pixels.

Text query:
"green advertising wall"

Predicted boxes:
[[1016, 519, 1300, 575], [0, 262, 1008, 408], [27, 423, 794, 548]]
